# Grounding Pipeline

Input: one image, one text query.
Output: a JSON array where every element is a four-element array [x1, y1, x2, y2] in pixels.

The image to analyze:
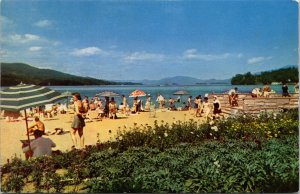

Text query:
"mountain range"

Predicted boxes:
[[1, 62, 139, 86], [114, 76, 231, 86]]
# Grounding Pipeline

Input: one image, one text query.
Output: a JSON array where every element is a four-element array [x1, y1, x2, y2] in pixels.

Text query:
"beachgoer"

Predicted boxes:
[[228, 87, 238, 106], [197, 96, 203, 117], [82, 96, 92, 122], [262, 83, 271, 97], [177, 96, 181, 103], [182, 102, 188, 111], [137, 97, 143, 112], [104, 97, 109, 118], [96, 102, 104, 120], [145, 95, 151, 111], [28, 116, 45, 135], [202, 97, 211, 121], [22, 130, 56, 159], [109, 97, 117, 119], [122, 95, 127, 114], [70, 92, 85, 149], [282, 83, 291, 97], [156, 94, 165, 109], [194, 96, 200, 116], [57, 103, 67, 114], [212, 96, 222, 119], [168, 98, 176, 111], [251, 88, 262, 98]]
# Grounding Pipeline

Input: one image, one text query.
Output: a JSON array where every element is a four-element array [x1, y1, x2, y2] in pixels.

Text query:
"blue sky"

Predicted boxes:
[[0, 0, 298, 80]]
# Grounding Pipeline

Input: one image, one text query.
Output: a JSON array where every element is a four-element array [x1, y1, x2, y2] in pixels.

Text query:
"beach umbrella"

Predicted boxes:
[[0, 83, 65, 153], [96, 91, 120, 97], [173, 90, 189, 95], [129, 90, 146, 97], [62, 91, 73, 96], [62, 91, 73, 107]]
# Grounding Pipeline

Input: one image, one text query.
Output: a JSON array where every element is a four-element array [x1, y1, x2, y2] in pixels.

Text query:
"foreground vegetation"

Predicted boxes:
[[1, 109, 299, 193]]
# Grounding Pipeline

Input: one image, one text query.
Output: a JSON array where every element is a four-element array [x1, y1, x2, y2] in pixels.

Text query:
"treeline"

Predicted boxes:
[[1, 62, 141, 86], [231, 67, 299, 85]]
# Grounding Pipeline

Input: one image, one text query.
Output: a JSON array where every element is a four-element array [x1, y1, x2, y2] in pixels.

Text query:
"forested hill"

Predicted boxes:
[[1, 62, 140, 86], [231, 67, 299, 85]]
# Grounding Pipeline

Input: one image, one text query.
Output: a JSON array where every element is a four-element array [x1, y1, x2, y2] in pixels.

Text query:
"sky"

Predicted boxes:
[[0, 0, 298, 81]]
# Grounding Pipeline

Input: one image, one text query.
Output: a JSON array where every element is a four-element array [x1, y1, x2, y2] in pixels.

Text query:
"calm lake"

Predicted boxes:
[[48, 84, 294, 105]]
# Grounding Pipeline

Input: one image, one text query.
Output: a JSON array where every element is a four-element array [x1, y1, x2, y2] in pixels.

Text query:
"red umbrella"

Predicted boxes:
[[129, 90, 146, 97]]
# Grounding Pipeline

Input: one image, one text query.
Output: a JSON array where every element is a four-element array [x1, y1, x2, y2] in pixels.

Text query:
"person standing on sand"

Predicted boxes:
[[228, 87, 238, 106], [109, 97, 117, 119], [156, 94, 165, 109], [282, 82, 291, 97], [202, 97, 211, 121], [194, 96, 199, 116], [122, 95, 127, 114], [212, 96, 222, 119], [70, 93, 85, 149]]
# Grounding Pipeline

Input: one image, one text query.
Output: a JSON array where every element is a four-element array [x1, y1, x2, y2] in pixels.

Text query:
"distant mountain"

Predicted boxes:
[[1, 62, 140, 86], [114, 76, 231, 86]]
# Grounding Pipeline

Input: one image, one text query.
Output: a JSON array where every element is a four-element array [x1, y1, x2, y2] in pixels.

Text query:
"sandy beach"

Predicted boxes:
[[0, 110, 203, 165]]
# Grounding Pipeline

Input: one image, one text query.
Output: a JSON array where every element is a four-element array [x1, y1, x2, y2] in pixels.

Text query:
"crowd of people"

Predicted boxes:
[[251, 82, 295, 98], [19, 83, 298, 159]]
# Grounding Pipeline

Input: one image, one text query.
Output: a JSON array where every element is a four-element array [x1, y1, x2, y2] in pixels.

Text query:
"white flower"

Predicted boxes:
[[119, 136, 123, 140], [209, 133, 213, 136], [257, 114, 260, 118], [153, 130, 156, 134], [213, 160, 220, 168], [164, 132, 168, 137], [214, 137, 217, 140], [211, 126, 218, 132], [209, 121, 214, 125], [190, 131, 194, 134], [243, 115, 246, 118]]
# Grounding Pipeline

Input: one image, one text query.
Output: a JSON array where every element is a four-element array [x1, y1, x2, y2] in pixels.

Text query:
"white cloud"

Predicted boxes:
[[0, 33, 60, 47], [29, 46, 42, 51], [247, 56, 272, 65], [34, 20, 52, 28], [8, 33, 41, 43], [183, 49, 243, 61], [124, 51, 165, 63], [0, 16, 14, 29], [70, 47, 107, 56]]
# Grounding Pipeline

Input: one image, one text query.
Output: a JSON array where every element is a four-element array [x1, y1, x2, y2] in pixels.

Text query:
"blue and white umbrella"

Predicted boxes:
[[0, 83, 65, 154]]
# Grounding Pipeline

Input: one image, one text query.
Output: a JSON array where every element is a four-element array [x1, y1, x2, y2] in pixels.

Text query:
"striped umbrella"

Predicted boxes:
[[0, 84, 65, 111], [0, 83, 65, 155], [129, 90, 146, 97]]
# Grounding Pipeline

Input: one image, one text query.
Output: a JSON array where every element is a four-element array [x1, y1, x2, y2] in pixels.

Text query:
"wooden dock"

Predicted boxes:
[[207, 93, 299, 116]]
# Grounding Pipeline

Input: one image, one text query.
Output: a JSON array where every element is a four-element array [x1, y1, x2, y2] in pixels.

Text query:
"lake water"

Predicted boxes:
[[48, 84, 291, 105]]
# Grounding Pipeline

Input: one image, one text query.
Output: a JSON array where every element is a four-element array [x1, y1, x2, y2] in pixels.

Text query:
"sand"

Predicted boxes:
[[0, 109, 204, 165]]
